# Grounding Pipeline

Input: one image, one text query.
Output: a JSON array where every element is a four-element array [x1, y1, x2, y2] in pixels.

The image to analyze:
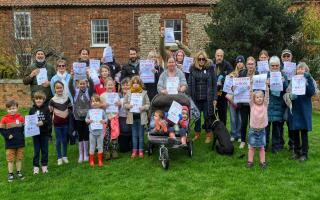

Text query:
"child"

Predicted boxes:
[[150, 110, 167, 133], [69, 74, 94, 163], [285, 62, 315, 161], [118, 78, 132, 153], [100, 77, 120, 160], [29, 91, 51, 174], [49, 81, 72, 165], [95, 65, 111, 95], [0, 100, 25, 182], [247, 86, 269, 169], [85, 95, 108, 166], [124, 75, 150, 158], [167, 106, 188, 146]]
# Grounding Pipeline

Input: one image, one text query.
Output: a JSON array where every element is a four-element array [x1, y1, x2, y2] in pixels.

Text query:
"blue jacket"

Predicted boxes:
[[267, 71, 288, 122], [288, 75, 315, 131]]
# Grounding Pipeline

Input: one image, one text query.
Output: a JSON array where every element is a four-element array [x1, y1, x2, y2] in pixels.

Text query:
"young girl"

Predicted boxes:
[[150, 110, 167, 133], [95, 65, 111, 95], [29, 91, 51, 174], [118, 78, 132, 153], [49, 81, 72, 165], [100, 77, 120, 160], [286, 62, 315, 161], [124, 75, 150, 158], [85, 94, 108, 166], [247, 86, 269, 169], [69, 74, 94, 163]]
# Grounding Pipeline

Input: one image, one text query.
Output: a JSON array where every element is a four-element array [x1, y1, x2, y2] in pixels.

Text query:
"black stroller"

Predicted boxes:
[[147, 94, 194, 170]]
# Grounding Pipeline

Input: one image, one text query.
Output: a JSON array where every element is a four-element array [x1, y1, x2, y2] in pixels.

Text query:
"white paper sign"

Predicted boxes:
[[167, 101, 183, 124], [73, 62, 87, 80], [36, 68, 48, 85], [24, 114, 40, 137], [166, 77, 180, 94], [89, 109, 103, 130], [165, 28, 175, 43], [257, 61, 269, 74], [105, 93, 120, 113], [103, 46, 113, 63], [182, 57, 194, 73], [223, 75, 233, 94], [130, 93, 143, 113], [89, 69, 100, 85], [270, 72, 283, 92], [292, 75, 306, 95], [252, 74, 267, 90], [89, 59, 100, 72], [139, 60, 155, 83], [233, 77, 250, 103], [283, 62, 296, 80]]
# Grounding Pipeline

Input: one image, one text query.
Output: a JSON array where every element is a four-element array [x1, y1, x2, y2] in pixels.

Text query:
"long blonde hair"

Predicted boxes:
[[194, 50, 210, 69]]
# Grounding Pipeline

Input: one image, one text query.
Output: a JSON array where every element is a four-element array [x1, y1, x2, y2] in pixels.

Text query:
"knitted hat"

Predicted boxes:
[[281, 49, 292, 56], [235, 55, 245, 63]]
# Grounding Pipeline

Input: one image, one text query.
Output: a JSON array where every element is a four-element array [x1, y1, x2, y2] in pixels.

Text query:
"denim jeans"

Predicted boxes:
[[132, 119, 145, 151], [54, 125, 68, 159], [32, 135, 49, 167], [266, 121, 282, 152], [229, 103, 241, 139], [194, 100, 210, 132]]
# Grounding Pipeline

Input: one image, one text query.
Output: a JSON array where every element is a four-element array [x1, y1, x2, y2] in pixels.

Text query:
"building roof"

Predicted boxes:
[[0, 0, 218, 7]]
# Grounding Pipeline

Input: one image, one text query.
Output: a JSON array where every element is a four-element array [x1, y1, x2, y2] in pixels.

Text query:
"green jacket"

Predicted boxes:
[[23, 62, 56, 101]]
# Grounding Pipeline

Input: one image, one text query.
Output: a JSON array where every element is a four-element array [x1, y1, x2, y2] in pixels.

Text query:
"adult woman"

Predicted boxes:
[[258, 50, 269, 61], [188, 51, 217, 143], [266, 56, 288, 154], [50, 59, 72, 103], [238, 57, 259, 149], [157, 57, 187, 95], [228, 55, 245, 142], [144, 50, 164, 101]]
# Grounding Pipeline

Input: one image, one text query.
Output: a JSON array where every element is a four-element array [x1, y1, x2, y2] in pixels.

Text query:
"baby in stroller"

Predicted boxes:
[[167, 106, 189, 146], [150, 110, 168, 133]]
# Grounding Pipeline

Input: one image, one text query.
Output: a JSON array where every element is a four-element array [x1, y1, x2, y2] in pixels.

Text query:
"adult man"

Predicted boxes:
[[120, 47, 140, 81], [213, 49, 233, 127]]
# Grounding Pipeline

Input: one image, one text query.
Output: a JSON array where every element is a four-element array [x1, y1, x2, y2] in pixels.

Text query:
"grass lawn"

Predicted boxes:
[[0, 108, 319, 200]]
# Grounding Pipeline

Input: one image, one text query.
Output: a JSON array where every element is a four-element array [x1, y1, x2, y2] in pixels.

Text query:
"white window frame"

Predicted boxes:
[[16, 53, 32, 67], [13, 11, 32, 39], [91, 19, 109, 47], [164, 19, 183, 46]]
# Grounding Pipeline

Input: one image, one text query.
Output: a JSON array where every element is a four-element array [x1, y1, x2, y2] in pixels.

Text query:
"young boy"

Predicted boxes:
[[0, 100, 25, 182], [29, 91, 51, 174]]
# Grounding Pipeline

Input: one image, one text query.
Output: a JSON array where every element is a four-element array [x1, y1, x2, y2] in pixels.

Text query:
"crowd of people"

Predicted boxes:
[[0, 28, 317, 182]]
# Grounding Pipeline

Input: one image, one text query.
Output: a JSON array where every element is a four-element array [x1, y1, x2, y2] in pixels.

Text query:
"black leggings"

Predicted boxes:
[[75, 120, 89, 141], [292, 130, 309, 156], [240, 105, 250, 143]]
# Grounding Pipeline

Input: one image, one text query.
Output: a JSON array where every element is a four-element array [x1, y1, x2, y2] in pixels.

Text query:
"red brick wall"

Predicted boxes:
[[0, 6, 210, 66], [0, 80, 31, 109]]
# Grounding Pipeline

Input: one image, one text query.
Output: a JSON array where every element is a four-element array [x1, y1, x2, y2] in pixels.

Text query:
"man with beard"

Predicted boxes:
[[213, 49, 233, 127], [120, 47, 140, 81]]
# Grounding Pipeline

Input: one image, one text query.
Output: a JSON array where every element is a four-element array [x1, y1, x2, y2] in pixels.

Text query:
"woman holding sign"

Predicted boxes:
[[157, 57, 188, 95], [265, 56, 288, 154], [285, 63, 315, 161], [188, 51, 217, 143], [238, 57, 259, 149]]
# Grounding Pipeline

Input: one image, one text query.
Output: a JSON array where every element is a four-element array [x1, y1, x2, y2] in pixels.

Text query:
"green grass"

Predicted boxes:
[[0, 109, 320, 200]]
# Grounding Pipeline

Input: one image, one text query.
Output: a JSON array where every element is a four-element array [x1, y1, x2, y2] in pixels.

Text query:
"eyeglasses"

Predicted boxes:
[[57, 65, 66, 68], [198, 58, 206, 61]]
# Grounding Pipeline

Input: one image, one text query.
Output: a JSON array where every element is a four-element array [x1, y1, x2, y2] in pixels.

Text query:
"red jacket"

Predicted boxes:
[[0, 113, 25, 149]]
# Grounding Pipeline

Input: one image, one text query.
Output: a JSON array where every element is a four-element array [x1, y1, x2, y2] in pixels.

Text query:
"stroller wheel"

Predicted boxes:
[[147, 142, 153, 156], [160, 146, 169, 170], [187, 140, 193, 157]]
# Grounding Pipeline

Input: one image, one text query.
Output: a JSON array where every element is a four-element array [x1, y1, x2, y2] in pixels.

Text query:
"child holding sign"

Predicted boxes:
[[124, 76, 150, 158], [247, 85, 269, 169], [85, 94, 108, 166], [29, 91, 51, 174], [285, 62, 315, 161], [100, 77, 121, 160], [0, 100, 25, 182]]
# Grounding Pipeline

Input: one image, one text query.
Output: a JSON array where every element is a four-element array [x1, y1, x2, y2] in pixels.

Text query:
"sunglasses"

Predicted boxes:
[[198, 58, 206, 61], [57, 65, 66, 68]]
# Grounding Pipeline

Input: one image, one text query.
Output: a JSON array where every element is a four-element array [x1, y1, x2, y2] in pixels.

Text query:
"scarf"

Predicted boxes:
[[35, 59, 46, 68], [52, 92, 69, 105], [128, 59, 139, 68], [131, 85, 143, 93]]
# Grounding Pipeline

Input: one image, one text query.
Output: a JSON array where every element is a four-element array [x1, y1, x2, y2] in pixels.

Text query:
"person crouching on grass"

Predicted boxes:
[[0, 100, 25, 182], [85, 94, 108, 166], [29, 91, 51, 174], [247, 84, 269, 169]]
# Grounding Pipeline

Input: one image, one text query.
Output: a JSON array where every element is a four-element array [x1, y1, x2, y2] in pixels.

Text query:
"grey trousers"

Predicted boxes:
[[89, 133, 104, 154]]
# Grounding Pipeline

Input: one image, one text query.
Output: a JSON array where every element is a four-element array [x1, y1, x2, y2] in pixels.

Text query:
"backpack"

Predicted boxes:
[[74, 89, 90, 119]]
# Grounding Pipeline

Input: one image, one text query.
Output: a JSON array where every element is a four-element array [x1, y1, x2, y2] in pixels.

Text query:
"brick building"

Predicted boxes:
[[0, 0, 217, 67]]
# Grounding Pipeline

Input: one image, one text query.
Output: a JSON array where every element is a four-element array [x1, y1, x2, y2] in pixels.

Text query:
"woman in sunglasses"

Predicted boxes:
[[188, 50, 217, 143]]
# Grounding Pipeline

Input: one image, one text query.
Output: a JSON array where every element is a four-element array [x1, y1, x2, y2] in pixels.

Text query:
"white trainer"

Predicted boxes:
[[230, 137, 235, 142], [33, 167, 39, 175], [62, 157, 69, 164], [57, 158, 63, 166], [42, 166, 48, 173], [239, 142, 246, 149]]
